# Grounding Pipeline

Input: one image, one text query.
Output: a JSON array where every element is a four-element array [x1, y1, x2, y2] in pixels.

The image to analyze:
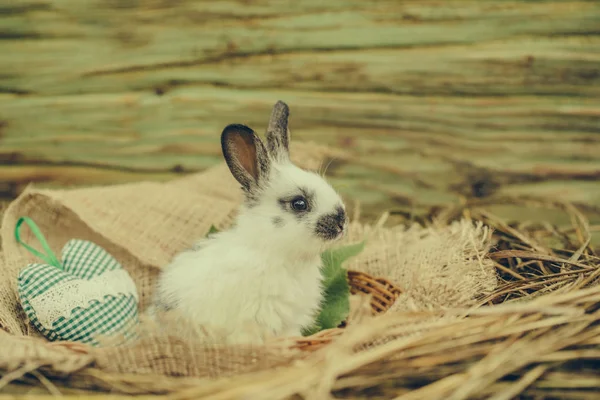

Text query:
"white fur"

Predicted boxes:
[[153, 159, 346, 345]]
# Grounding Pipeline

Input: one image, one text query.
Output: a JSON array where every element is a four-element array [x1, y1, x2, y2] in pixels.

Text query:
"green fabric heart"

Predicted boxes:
[[15, 217, 139, 346]]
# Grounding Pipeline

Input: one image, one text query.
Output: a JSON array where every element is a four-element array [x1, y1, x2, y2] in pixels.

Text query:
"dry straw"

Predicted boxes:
[[1, 143, 599, 399]]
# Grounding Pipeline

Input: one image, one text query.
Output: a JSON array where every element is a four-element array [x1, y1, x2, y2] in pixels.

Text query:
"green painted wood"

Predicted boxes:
[[1, 0, 599, 234]]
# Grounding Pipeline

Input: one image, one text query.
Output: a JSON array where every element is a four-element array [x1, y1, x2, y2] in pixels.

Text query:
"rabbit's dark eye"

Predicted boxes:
[[291, 197, 308, 211]]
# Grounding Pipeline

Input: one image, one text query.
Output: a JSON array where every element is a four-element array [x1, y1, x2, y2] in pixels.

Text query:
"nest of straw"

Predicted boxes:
[[2, 200, 599, 399]]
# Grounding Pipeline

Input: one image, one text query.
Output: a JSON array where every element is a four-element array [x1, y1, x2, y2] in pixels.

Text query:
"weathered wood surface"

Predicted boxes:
[[1, 0, 600, 233]]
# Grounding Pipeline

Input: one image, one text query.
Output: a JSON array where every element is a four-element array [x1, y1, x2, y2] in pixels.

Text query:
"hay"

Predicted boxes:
[[1, 144, 599, 398]]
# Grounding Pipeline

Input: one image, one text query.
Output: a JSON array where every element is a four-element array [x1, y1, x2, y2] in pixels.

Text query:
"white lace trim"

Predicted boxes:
[[29, 268, 139, 329]]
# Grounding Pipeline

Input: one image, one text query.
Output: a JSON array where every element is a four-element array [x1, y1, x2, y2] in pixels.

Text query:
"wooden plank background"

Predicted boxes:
[[1, 0, 600, 237]]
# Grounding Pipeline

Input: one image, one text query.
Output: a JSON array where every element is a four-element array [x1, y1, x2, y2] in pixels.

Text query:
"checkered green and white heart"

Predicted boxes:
[[15, 217, 139, 347]]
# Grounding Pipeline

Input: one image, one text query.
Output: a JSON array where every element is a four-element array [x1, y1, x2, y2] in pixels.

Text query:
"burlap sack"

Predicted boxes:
[[0, 142, 497, 380]]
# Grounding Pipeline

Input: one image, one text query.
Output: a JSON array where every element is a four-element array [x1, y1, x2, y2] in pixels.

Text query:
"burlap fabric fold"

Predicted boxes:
[[0, 142, 497, 379]]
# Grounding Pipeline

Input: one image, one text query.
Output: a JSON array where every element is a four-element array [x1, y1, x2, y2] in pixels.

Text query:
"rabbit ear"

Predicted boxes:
[[266, 100, 290, 161], [221, 124, 271, 193]]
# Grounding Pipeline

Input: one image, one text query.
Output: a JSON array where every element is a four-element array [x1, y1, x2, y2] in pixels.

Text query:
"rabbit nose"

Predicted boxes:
[[315, 209, 348, 240], [336, 209, 347, 231]]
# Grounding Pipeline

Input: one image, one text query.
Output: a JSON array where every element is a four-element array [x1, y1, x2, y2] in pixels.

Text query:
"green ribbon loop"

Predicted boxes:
[[15, 217, 62, 269]]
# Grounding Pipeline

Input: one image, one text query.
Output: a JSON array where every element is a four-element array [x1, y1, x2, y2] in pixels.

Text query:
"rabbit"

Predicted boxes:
[[152, 101, 348, 345]]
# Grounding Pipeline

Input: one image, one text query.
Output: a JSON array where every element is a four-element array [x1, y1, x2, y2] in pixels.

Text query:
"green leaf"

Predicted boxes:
[[207, 225, 219, 236], [302, 241, 366, 336]]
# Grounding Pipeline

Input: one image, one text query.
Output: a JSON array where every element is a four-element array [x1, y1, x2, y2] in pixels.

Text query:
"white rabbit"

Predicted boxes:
[[152, 101, 348, 345]]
